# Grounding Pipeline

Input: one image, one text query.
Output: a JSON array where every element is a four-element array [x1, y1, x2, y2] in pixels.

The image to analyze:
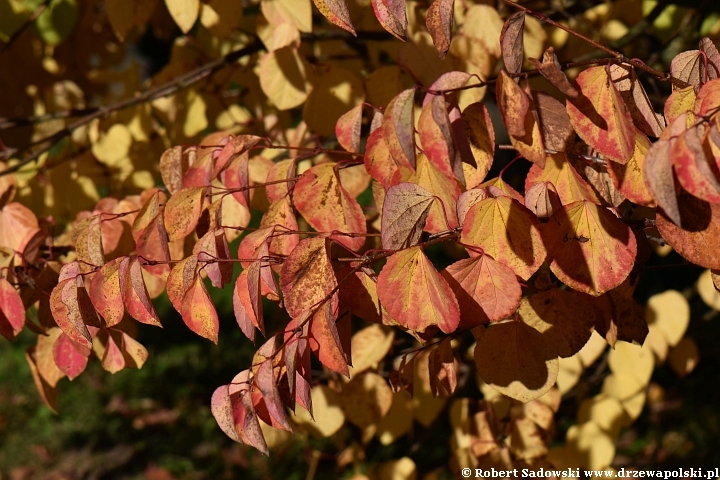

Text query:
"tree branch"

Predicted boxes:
[[0, 0, 51, 55]]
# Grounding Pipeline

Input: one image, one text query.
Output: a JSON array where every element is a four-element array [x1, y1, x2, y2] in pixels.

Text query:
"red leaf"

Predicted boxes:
[[377, 246, 460, 334], [50, 275, 96, 351], [308, 302, 350, 376], [121, 257, 162, 327], [52, 333, 89, 380], [256, 352, 292, 430], [0, 277, 24, 339], [672, 126, 720, 204], [335, 104, 363, 153], [166, 255, 199, 313], [0, 202, 40, 255], [543, 201, 637, 296], [233, 270, 260, 341], [183, 151, 214, 188], [100, 329, 126, 374], [135, 211, 171, 279], [364, 127, 399, 189], [223, 152, 251, 209], [371, 0, 407, 41], [211, 384, 242, 442], [265, 159, 297, 203]]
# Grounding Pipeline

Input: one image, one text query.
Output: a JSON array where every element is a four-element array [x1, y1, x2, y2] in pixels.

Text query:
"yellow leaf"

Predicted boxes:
[[303, 66, 364, 136], [366, 66, 406, 108], [608, 341, 654, 385], [291, 385, 345, 437], [577, 330, 607, 367], [601, 372, 646, 421], [341, 372, 393, 428], [183, 89, 208, 137], [645, 289, 690, 347], [556, 355, 583, 395], [261, 0, 312, 33], [164, 0, 200, 34], [259, 46, 314, 110], [200, 0, 243, 39], [698, 269, 720, 310], [461, 5, 503, 57], [377, 391, 414, 445], [376, 457, 417, 480], [566, 421, 616, 470], [91, 124, 133, 167], [578, 394, 628, 437], [349, 325, 394, 378]]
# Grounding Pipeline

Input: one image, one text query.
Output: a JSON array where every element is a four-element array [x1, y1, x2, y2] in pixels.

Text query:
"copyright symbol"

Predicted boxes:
[[462, 468, 472, 478]]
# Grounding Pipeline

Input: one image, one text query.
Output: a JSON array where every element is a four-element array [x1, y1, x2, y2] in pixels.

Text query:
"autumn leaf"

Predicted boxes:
[[164, 187, 206, 242], [528, 47, 578, 98], [88, 258, 126, 328], [461, 102, 495, 180], [308, 301, 350, 376], [181, 276, 220, 343], [371, 0, 407, 41], [475, 318, 559, 402], [121, 257, 162, 327], [426, 0, 454, 59], [566, 66, 635, 164], [376, 246, 460, 335], [383, 89, 416, 171], [335, 104, 362, 153], [53, 332, 89, 380], [381, 182, 434, 250], [312, 0, 356, 35], [542, 201, 637, 296], [496, 70, 545, 167], [501, 12, 525, 76], [441, 254, 522, 328], [524, 182, 562, 219], [532, 91, 575, 153], [364, 127, 399, 189], [280, 237, 337, 318], [0, 277, 25, 340], [526, 153, 599, 205], [408, 153, 460, 233], [606, 129, 655, 206], [293, 163, 366, 252], [609, 63, 665, 138], [460, 195, 547, 280]]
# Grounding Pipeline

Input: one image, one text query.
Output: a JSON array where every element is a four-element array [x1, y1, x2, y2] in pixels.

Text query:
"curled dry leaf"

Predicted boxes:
[[608, 64, 665, 138], [528, 47, 578, 98], [566, 66, 635, 164], [377, 246, 460, 335], [381, 182, 434, 250]]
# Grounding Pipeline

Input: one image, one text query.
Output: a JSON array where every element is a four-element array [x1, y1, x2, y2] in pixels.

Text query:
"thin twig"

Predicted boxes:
[[0, 0, 51, 55]]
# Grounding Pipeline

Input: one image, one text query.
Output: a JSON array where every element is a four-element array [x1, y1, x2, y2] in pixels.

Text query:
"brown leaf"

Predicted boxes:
[[501, 12, 525, 76], [309, 301, 350, 376], [381, 182, 434, 250], [312, 0, 356, 35], [426, 0, 455, 59], [461, 102, 495, 179], [429, 339, 457, 396], [532, 91, 574, 153], [371, 0, 407, 41], [528, 47, 578, 98], [608, 63, 665, 138]]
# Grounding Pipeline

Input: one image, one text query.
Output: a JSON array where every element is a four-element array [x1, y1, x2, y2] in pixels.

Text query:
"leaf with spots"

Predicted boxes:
[[293, 163, 366, 252], [280, 237, 337, 318], [382, 89, 416, 171], [121, 257, 162, 327], [312, 0, 355, 35], [88, 257, 126, 328], [181, 276, 219, 343], [335, 104, 363, 153], [496, 70, 545, 167], [371, 0, 406, 41], [164, 187, 206, 242], [426, 0, 454, 58], [381, 182, 434, 250], [377, 246, 460, 335]]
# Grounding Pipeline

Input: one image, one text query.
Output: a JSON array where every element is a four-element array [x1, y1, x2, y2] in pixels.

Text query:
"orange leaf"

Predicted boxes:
[[280, 237, 337, 318], [265, 159, 296, 203], [606, 129, 655, 206], [525, 153, 599, 205], [166, 255, 199, 313], [294, 163, 366, 252], [543, 201, 637, 296], [308, 302, 350, 376], [121, 257, 162, 327], [135, 211, 171, 279], [566, 66, 635, 164], [0, 202, 40, 255], [364, 127, 399, 189], [164, 187, 206, 242], [496, 70, 545, 167], [441, 254, 522, 328], [408, 153, 460, 232], [88, 257, 126, 328], [460, 195, 547, 280], [609, 64, 665, 137], [377, 246, 460, 334], [181, 276, 219, 343]]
